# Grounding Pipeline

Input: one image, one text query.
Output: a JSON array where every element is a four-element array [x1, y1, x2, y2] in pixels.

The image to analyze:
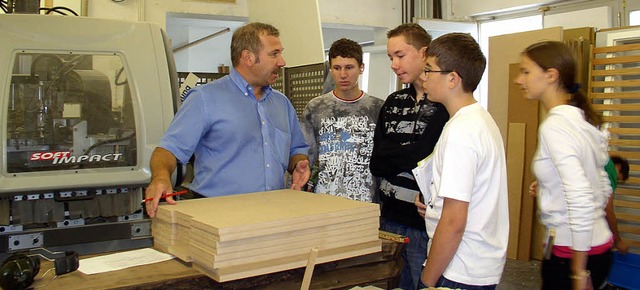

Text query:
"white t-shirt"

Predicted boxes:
[[424, 103, 509, 286]]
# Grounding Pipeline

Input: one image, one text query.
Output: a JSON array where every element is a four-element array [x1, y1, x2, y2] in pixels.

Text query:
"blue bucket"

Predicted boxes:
[[608, 252, 640, 290]]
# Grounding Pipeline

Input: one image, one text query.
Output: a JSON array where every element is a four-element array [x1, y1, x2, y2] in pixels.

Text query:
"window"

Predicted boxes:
[[631, 10, 640, 26], [7, 52, 136, 173]]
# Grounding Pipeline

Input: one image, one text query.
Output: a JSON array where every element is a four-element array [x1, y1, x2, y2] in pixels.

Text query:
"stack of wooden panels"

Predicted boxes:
[[152, 189, 381, 282], [152, 205, 192, 262]]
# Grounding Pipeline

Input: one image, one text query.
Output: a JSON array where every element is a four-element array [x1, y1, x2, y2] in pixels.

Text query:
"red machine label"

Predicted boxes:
[[30, 151, 72, 160]]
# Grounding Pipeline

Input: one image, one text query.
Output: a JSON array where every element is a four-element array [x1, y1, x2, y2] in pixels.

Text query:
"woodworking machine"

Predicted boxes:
[[0, 14, 179, 259]]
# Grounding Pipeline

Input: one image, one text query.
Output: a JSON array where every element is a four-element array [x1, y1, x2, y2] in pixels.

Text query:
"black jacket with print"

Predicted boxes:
[[370, 85, 449, 228]]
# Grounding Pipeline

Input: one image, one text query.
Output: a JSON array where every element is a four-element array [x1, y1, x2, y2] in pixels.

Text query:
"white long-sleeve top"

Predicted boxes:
[[533, 105, 612, 251]]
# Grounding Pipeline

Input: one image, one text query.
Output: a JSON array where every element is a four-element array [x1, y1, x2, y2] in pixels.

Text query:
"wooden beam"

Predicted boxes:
[[591, 55, 640, 65], [602, 116, 640, 123], [616, 188, 640, 197], [625, 239, 640, 248], [590, 92, 640, 99], [619, 179, 640, 187], [613, 200, 640, 209], [593, 105, 640, 112], [590, 67, 640, 76], [506, 123, 526, 260], [618, 224, 640, 235], [607, 128, 640, 135], [616, 212, 640, 222], [591, 79, 640, 88], [300, 247, 319, 290], [607, 151, 640, 160], [608, 139, 640, 147], [592, 43, 640, 54]]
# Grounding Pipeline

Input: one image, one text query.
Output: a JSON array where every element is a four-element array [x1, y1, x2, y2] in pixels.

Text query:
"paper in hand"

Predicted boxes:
[[412, 152, 434, 208]]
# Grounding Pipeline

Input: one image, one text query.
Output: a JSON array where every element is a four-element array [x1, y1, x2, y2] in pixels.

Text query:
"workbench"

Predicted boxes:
[[32, 239, 403, 290]]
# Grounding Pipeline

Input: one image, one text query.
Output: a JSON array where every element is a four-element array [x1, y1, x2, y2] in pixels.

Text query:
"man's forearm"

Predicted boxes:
[[150, 147, 178, 182]]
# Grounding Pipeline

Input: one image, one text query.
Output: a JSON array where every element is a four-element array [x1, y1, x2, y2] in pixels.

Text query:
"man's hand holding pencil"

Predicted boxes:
[[142, 189, 188, 203], [144, 177, 183, 218]]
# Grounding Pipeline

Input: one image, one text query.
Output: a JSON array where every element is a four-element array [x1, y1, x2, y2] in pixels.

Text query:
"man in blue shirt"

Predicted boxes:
[[144, 22, 310, 218]]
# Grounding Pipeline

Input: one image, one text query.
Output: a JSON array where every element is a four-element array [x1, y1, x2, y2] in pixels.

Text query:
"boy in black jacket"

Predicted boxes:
[[370, 23, 449, 290]]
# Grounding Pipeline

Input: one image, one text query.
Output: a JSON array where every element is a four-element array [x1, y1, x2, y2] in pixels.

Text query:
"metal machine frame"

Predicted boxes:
[[0, 14, 179, 259]]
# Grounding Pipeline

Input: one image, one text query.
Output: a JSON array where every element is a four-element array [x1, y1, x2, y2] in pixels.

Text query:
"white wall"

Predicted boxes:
[[448, 0, 565, 19], [545, 6, 612, 29], [87, 0, 248, 28], [86, 0, 400, 31], [249, 0, 325, 67], [51, 0, 82, 15], [318, 0, 401, 29]]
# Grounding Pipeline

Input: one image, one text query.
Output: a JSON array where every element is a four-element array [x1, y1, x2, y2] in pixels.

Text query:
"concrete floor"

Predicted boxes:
[[498, 258, 542, 290]]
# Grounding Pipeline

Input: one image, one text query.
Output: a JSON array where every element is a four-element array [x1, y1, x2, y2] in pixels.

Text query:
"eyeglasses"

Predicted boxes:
[[423, 67, 453, 75], [424, 67, 462, 78]]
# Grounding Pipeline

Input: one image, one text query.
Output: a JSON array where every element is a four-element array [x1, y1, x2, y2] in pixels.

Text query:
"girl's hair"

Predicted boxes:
[[523, 41, 601, 126]]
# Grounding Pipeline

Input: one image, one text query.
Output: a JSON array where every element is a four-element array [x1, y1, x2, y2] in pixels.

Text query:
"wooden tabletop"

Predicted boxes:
[[32, 240, 403, 290], [34, 257, 205, 290]]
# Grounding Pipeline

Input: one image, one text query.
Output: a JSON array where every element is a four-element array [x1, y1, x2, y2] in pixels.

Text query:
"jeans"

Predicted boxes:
[[380, 218, 428, 290]]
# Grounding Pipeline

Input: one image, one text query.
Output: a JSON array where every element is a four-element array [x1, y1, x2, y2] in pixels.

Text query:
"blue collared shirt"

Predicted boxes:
[[159, 69, 308, 197]]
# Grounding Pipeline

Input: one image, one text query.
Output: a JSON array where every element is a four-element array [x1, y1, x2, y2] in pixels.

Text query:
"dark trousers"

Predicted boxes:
[[541, 251, 613, 290]]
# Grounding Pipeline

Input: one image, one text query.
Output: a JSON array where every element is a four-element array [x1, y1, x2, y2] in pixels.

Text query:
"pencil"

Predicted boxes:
[[142, 189, 189, 203]]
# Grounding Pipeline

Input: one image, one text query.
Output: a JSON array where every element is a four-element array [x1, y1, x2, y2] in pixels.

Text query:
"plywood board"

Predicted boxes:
[[152, 219, 190, 247], [488, 27, 562, 144], [168, 245, 191, 262], [190, 225, 378, 259], [160, 190, 379, 241], [193, 240, 382, 282], [506, 122, 525, 259], [151, 229, 174, 244], [151, 220, 177, 236], [502, 49, 546, 261], [190, 229, 379, 268], [563, 27, 595, 89], [191, 219, 379, 254], [192, 210, 379, 243], [155, 204, 181, 223], [198, 215, 377, 246], [153, 241, 170, 253], [153, 241, 191, 262]]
